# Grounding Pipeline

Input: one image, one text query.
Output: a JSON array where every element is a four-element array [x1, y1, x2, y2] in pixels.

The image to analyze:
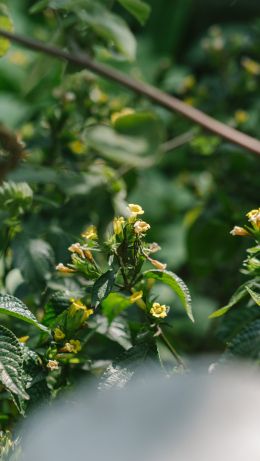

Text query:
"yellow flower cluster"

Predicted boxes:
[[81, 225, 98, 240], [230, 208, 260, 237], [150, 302, 169, 319], [113, 216, 125, 235], [247, 208, 260, 230], [60, 339, 82, 353], [69, 298, 93, 321]]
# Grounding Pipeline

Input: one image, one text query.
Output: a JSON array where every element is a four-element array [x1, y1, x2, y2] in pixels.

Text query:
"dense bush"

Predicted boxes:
[[0, 0, 259, 455]]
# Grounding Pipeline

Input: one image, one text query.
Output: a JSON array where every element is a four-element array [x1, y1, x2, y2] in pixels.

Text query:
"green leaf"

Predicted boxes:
[[0, 294, 49, 332], [12, 237, 55, 289], [99, 331, 155, 389], [0, 5, 13, 58], [85, 125, 154, 167], [102, 292, 131, 322], [209, 283, 251, 319], [246, 286, 260, 306], [91, 314, 132, 350], [224, 319, 260, 360], [91, 270, 115, 309], [117, 0, 151, 25], [143, 269, 194, 322], [0, 325, 29, 400]]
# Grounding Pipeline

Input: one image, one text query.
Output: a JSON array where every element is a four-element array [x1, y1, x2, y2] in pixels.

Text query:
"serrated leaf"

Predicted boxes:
[[224, 319, 260, 360], [91, 270, 115, 309], [117, 0, 150, 25], [143, 269, 194, 322], [0, 5, 13, 58], [102, 292, 131, 322], [99, 331, 155, 389], [0, 294, 49, 332], [0, 325, 28, 400], [246, 286, 260, 306]]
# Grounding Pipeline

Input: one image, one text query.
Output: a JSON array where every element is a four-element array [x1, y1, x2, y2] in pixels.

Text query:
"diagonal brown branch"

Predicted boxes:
[[0, 29, 260, 155]]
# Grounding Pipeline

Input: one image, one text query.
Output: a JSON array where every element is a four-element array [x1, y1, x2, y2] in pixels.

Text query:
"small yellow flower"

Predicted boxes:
[[54, 328, 65, 341], [56, 263, 75, 273], [134, 220, 150, 234], [230, 226, 250, 237], [18, 336, 29, 343], [69, 299, 87, 315], [113, 216, 125, 235], [130, 290, 143, 304], [81, 225, 98, 240], [148, 257, 167, 271], [148, 242, 161, 253], [127, 203, 144, 216], [82, 308, 94, 321], [47, 360, 59, 371], [246, 208, 260, 229], [68, 140, 86, 155], [68, 242, 85, 258], [241, 57, 260, 76], [69, 339, 82, 353], [234, 110, 249, 125], [8, 51, 28, 66], [150, 302, 169, 319], [59, 342, 74, 353]]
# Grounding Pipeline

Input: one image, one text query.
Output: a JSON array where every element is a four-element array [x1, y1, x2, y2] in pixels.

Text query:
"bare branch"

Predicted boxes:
[[0, 29, 260, 155]]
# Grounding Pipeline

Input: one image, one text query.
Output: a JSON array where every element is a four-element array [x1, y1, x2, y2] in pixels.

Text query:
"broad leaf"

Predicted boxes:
[[143, 269, 194, 322], [91, 315, 132, 350], [99, 331, 155, 389], [117, 0, 150, 25], [0, 325, 28, 399], [0, 294, 49, 332], [91, 270, 115, 309], [102, 292, 131, 322], [12, 237, 55, 289]]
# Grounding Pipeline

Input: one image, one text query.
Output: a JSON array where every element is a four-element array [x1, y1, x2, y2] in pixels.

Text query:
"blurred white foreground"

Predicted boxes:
[[19, 361, 260, 461]]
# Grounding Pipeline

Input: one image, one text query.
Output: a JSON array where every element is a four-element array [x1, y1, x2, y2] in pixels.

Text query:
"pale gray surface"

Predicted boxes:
[[19, 362, 260, 461]]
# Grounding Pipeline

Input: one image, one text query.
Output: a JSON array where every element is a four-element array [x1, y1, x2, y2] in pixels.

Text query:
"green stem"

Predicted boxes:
[[157, 326, 186, 369]]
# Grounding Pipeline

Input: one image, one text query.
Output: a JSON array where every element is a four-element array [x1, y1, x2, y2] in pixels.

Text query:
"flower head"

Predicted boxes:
[[47, 360, 59, 371], [150, 302, 169, 319], [56, 263, 75, 273], [148, 257, 167, 271], [68, 242, 85, 258], [54, 328, 65, 341], [113, 216, 125, 235], [69, 339, 82, 353], [230, 226, 250, 237], [246, 208, 260, 229], [127, 203, 144, 216], [130, 290, 143, 304], [81, 225, 98, 240], [148, 242, 161, 253], [134, 220, 150, 235]]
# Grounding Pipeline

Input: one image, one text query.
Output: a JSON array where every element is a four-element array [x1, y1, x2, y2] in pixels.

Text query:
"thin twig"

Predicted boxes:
[[162, 130, 195, 153], [157, 325, 186, 369], [0, 29, 260, 155]]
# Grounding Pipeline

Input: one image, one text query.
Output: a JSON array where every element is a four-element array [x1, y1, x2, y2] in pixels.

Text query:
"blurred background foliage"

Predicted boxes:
[[0, 0, 259, 373]]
